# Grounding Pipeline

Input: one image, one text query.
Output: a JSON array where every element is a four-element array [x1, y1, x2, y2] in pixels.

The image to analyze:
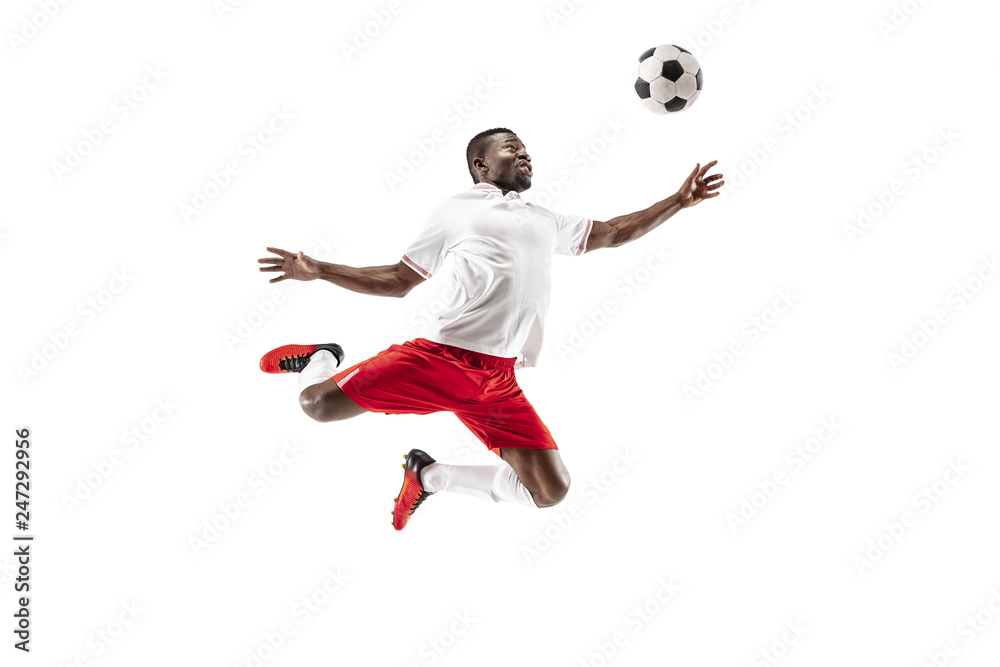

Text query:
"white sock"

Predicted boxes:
[[420, 462, 537, 508], [297, 349, 341, 391]]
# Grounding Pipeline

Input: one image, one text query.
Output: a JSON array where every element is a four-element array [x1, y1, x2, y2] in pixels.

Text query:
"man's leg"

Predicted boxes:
[[498, 448, 571, 508], [294, 348, 367, 422], [260, 343, 368, 423], [299, 379, 367, 423], [416, 368, 571, 510], [419, 448, 569, 509]]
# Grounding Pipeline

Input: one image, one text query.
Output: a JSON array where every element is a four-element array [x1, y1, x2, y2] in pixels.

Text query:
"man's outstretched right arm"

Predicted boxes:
[[314, 259, 425, 297], [257, 247, 424, 298]]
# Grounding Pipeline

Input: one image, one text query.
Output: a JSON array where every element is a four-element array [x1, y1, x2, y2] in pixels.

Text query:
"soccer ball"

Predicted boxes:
[[634, 45, 703, 114]]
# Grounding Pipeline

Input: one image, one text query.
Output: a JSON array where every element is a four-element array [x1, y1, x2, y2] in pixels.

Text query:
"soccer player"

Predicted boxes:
[[258, 128, 723, 530]]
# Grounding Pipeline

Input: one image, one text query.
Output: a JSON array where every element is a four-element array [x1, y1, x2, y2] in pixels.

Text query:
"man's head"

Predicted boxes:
[[466, 128, 532, 193]]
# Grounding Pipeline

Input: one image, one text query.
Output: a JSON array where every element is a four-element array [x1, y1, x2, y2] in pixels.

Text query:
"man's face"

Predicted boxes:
[[477, 133, 532, 192]]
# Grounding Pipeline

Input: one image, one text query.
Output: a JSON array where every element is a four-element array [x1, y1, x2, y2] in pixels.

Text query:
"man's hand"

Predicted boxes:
[[676, 160, 724, 208], [257, 247, 321, 283]]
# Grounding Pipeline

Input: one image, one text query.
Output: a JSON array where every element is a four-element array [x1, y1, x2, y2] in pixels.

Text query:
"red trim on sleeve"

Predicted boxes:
[[401, 254, 432, 279], [577, 219, 593, 255]]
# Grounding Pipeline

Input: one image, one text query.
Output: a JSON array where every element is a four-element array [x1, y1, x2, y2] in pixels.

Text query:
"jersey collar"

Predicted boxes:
[[470, 183, 522, 199]]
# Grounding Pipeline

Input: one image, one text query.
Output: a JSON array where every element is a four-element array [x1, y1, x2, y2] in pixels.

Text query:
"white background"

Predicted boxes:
[[3, 0, 999, 665]]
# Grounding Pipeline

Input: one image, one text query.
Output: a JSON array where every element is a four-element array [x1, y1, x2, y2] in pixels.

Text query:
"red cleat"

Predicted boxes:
[[259, 343, 344, 374], [392, 449, 436, 531]]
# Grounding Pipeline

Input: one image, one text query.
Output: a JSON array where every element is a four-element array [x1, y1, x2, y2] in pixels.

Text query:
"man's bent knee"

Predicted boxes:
[[299, 389, 333, 422], [531, 474, 571, 508], [298, 384, 361, 423]]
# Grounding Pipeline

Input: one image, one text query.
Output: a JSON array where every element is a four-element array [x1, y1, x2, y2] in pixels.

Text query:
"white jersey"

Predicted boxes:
[[401, 183, 593, 369]]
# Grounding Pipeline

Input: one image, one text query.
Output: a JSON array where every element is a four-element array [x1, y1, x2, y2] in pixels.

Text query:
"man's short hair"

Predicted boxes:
[[466, 127, 515, 183]]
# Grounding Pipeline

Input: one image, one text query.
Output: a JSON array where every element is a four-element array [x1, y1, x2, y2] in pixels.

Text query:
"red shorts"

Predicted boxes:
[[331, 338, 558, 453]]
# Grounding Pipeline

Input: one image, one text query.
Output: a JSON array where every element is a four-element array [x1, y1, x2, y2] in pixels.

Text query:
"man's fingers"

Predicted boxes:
[[699, 160, 718, 176], [704, 173, 723, 183], [268, 275, 288, 284], [266, 246, 291, 257], [706, 180, 725, 191], [257, 257, 284, 264], [259, 265, 282, 272]]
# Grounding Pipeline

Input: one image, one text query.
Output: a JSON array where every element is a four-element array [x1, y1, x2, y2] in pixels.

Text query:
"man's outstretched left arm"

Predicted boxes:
[[585, 160, 724, 252]]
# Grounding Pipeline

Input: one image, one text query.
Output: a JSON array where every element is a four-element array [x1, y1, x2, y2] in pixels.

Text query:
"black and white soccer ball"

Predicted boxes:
[[634, 45, 703, 114]]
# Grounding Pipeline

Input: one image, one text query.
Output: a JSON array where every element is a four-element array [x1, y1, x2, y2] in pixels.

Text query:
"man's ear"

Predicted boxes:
[[473, 156, 487, 176]]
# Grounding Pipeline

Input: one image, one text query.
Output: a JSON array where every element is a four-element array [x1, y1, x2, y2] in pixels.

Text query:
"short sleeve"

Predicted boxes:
[[401, 205, 447, 279], [531, 203, 593, 256]]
